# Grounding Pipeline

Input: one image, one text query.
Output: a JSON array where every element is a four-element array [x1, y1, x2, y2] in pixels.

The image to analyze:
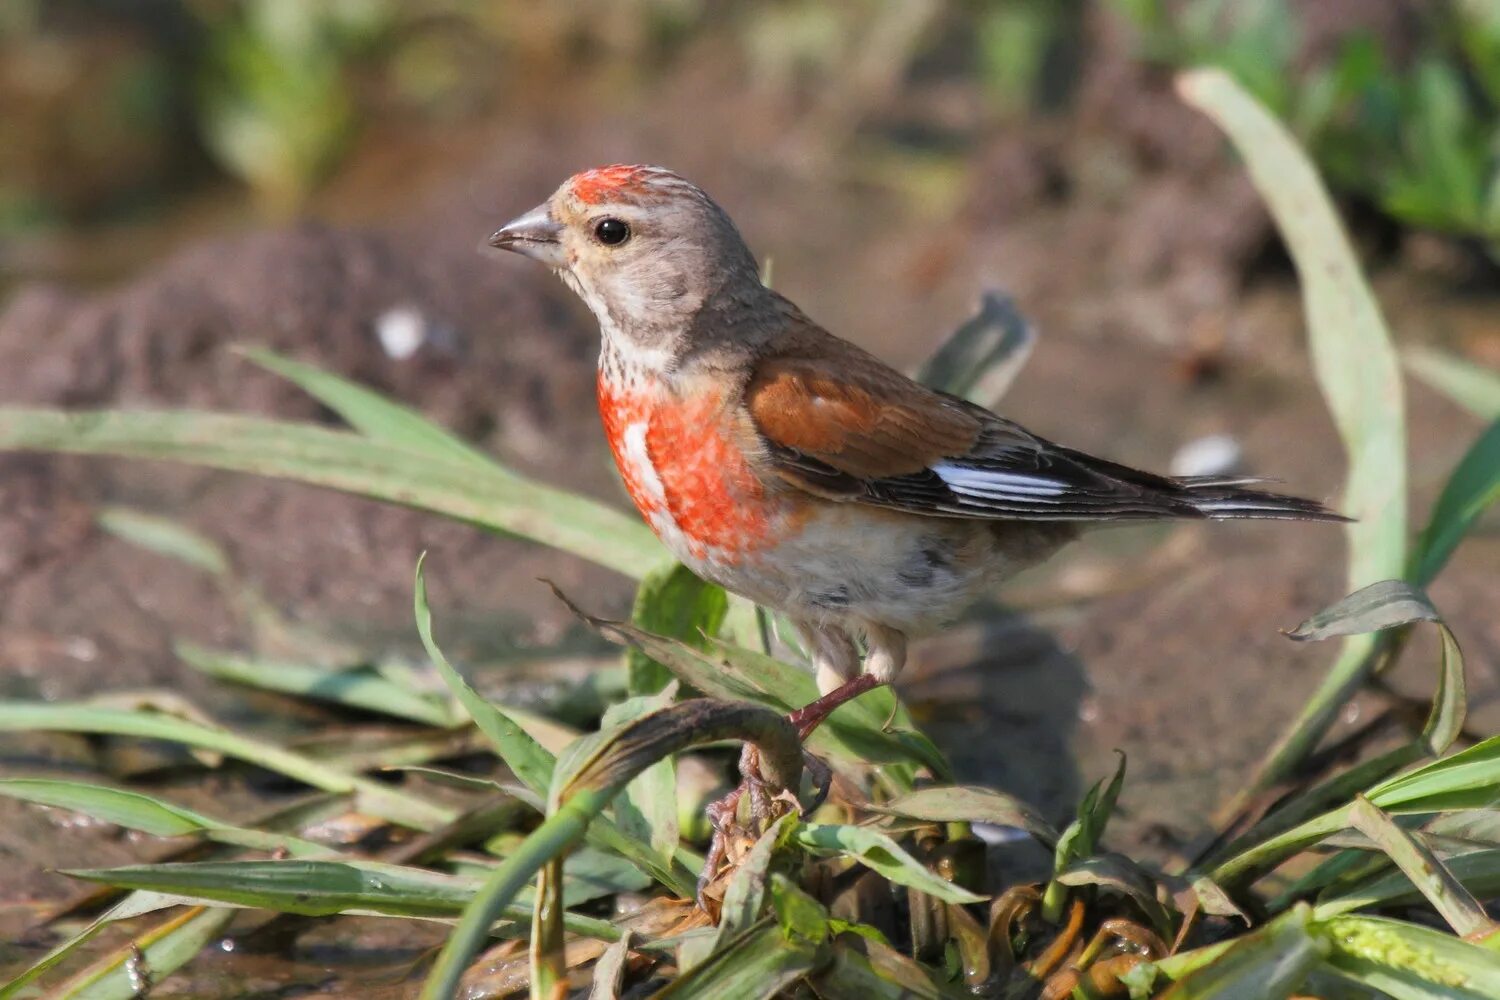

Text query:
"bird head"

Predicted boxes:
[[488, 165, 767, 360]]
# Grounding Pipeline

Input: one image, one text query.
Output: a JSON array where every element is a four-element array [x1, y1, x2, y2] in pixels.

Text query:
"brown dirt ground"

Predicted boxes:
[[2, 6, 1497, 990]]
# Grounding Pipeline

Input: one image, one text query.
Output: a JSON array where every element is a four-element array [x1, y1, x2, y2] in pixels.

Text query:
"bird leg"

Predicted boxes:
[[697, 625, 901, 911]]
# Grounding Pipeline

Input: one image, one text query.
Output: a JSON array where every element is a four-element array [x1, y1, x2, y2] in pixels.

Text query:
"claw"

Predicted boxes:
[[799, 750, 833, 814]]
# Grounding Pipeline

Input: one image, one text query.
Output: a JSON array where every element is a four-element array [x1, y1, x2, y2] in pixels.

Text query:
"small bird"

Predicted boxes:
[[488, 163, 1344, 737]]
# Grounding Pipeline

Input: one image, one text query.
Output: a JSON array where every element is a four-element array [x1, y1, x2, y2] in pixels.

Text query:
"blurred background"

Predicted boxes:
[[2, 0, 1498, 984]]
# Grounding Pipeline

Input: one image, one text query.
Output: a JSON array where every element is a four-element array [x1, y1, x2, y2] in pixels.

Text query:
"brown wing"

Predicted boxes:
[[744, 340, 1343, 522]]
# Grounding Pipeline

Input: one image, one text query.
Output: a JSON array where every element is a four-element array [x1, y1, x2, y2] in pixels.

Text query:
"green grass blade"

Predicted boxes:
[[0, 778, 329, 857], [1317, 915, 1500, 998], [1346, 797, 1495, 938], [626, 562, 728, 695], [422, 700, 802, 998], [49, 905, 235, 1000], [1369, 734, 1500, 814], [1178, 68, 1407, 805], [0, 409, 666, 579], [555, 589, 948, 780], [1158, 904, 1322, 999], [654, 920, 821, 1000], [0, 703, 453, 829], [0, 892, 180, 998], [95, 507, 230, 577], [600, 689, 680, 865], [793, 824, 984, 904], [238, 345, 499, 468], [1411, 418, 1500, 585], [1313, 848, 1500, 919], [176, 641, 460, 728], [416, 559, 698, 896], [869, 785, 1059, 847], [414, 555, 556, 796], [1404, 345, 1500, 421]]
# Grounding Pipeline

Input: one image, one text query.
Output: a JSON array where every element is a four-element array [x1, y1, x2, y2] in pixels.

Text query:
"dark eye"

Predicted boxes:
[[593, 218, 630, 246]]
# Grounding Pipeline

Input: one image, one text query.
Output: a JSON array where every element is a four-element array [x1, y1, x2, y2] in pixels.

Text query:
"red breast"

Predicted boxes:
[[596, 371, 784, 563]]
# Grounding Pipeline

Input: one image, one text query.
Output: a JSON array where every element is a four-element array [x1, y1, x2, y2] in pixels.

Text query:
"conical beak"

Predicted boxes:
[[486, 204, 565, 267]]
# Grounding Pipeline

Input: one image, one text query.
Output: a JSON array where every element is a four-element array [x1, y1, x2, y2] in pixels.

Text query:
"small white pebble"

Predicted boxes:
[[1170, 433, 1243, 478], [375, 305, 427, 360]]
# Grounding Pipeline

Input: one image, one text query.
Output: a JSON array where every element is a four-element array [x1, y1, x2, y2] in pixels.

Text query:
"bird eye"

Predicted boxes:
[[593, 218, 630, 246]]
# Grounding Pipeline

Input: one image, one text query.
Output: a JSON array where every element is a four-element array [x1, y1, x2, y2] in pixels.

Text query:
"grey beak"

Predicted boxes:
[[486, 204, 565, 267]]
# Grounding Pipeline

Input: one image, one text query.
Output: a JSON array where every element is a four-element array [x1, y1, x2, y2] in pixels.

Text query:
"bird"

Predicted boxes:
[[486, 164, 1345, 889]]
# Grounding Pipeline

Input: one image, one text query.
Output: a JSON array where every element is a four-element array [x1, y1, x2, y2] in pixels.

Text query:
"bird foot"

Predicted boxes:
[[695, 677, 884, 912]]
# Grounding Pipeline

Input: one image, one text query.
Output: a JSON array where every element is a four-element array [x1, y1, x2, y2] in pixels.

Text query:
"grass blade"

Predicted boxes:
[[238, 345, 497, 468], [793, 824, 984, 904], [913, 290, 1037, 407], [0, 703, 453, 829], [415, 555, 555, 796], [871, 785, 1058, 847], [0, 892, 180, 998], [1347, 797, 1495, 939], [555, 588, 949, 780], [1317, 915, 1500, 998], [1411, 418, 1500, 585], [626, 562, 728, 695], [0, 409, 666, 579], [1159, 904, 1322, 999], [654, 920, 821, 999], [1178, 68, 1407, 806], [600, 689, 680, 865], [49, 905, 235, 1000], [0, 778, 328, 857], [176, 641, 460, 728], [95, 507, 230, 577], [1404, 345, 1500, 421], [421, 700, 803, 998]]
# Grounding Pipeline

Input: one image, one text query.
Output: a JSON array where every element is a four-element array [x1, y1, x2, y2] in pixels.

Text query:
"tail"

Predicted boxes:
[[1172, 476, 1350, 522]]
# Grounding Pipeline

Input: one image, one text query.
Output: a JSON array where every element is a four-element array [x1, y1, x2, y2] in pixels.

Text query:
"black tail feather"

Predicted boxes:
[[1175, 480, 1351, 522]]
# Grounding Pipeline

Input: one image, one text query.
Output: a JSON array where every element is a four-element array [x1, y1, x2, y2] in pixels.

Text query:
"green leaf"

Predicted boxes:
[[415, 559, 696, 897], [793, 824, 984, 904], [0, 892, 180, 999], [556, 592, 949, 781], [1411, 419, 1500, 585], [0, 408, 666, 579], [601, 688, 681, 865], [49, 905, 235, 1000], [627, 562, 729, 695], [1178, 68, 1407, 803], [1056, 854, 1175, 937], [1159, 904, 1324, 999], [414, 555, 555, 796], [96, 507, 230, 576], [1314, 848, 1500, 919], [1317, 915, 1500, 999], [652, 919, 821, 999], [239, 345, 496, 468], [420, 700, 803, 999], [176, 641, 460, 728], [868, 785, 1059, 847], [1369, 734, 1500, 814], [1404, 346, 1500, 421], [0, 702, 452, 830], [1347, 797, 1495, 939], [0, 778, 328, 857]]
